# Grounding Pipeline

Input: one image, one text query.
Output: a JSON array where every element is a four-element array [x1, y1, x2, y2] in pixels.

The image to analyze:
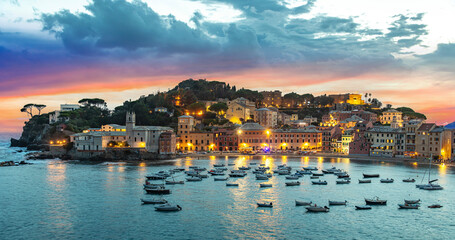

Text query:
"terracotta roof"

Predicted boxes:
[[417, 123, 436, 132]]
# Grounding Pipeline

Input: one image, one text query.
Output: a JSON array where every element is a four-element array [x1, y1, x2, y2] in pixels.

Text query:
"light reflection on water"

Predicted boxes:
[[1, 154, 454, 239]]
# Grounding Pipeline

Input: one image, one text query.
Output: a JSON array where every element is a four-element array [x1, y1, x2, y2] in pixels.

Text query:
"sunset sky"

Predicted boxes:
[[1, 0, 455, 133]]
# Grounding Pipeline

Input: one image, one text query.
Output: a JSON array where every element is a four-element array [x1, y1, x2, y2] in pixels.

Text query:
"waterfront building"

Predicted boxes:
[[237, 122, 267, 151], [415, 123, 452, 159], [214, 129, 238, 151], [71, 131, 127, 152], [261, 90, 282, 107], [404, 119, 423, 155], [101, 124, 126, 132], [125, 112, 175, 152], [365, 126, 403, 157], [415, 123, 436, 158], [318, 126, 334, 152], [270, 128, 322, 151], [159, 132, 177, 154], [331, 133, 343, 153], [181, 132, 215, 152], [445, 122, 455, 160], [341, 129, 353, 154], [254, 108, 278, 128], [349, 125, 371, 156], [380, 109, 403, 127]]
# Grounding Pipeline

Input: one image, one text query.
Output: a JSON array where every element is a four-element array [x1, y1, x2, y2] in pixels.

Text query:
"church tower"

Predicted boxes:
[[126, 112, 136, 146]]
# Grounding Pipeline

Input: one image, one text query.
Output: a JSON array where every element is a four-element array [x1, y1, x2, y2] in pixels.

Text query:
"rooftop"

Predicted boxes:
[[417, 123, 436, 132], [239, 122, 266, 131]]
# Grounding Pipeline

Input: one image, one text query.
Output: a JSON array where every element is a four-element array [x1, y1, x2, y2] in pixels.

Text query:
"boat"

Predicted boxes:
[[189, 166, 206, 171], [214, 177, 229, 181], [295, 200, 312, 206], [215, 167, 228, 171], [208, 170, 225, 175], [358, 179, 371, 184], [285, 181, 300, 186], [171, 167, 185, 172], [213, 164, 225, 167], [303, 167, 318, 171], [403, 178, 416, 183], [143, 183, 165, 189], [256, 174, 269, 180], [165, 180, 184, 185], [398, 203, 420, 209], [428, 204, 443, 208], [155, 204, 182, 211], [226, 183, 239, 186], [329, 200, 347, 206], [199, 174, 209, 178], [380, 178, 394, 183], [145, 174, 167, 180], [250, 163, 257, 165], [312, 180, 328, 185], [355, 205, 372, 210], [363, 173, 380, 178], [297, 170, 313, 175], [229, 172, 247, 177], [322, 167, 342, 174], [310, 176, 319, 179], [404, 199, 420, 204], [186, 176, 202, 182], [277, 170, 291, 175], [260, 183, 272, 188], [285, 175, 300, 180], [337, 174, 350, 179], [312, 173, 324, 176], [257, 202, 273, 208], [228, 163, 235, 166], [365, 197, 387, 205], [141, 198, 168, 204], [417, 155, 444, 191], [145, 187, 171, 194], [423, 185, 444, 190], [238, 166, 251, 170], [306, 205, 330, 212], [336, 179, 350, 184]]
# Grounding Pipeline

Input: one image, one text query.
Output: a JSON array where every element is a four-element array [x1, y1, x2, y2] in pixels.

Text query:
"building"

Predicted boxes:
[[71, 131, 127, 152], [49, 104, 81, 124], [329, 94, 365, 105], [415, 123, 436, 158], [415, 124, 452, 159], [261, 90, 282, 107], [366, 126, 403, 157], [322, 110, 377, 127], [177, 115, 196, 135], [254, 108, 278, 128], [349, 127, 370, 155], [60, 104, 80, 112], [238, 122, 267, 151], [182, 132, 215, 152], [381, 109, 403, 127], [214, 129, 238, 151], [226, 100, 252, 124], [341, 130, 353, 154], [303, 116, 318, 125], [101, 124, 126, 132], [404, 119, 423, 155], [270, 128, 322, 151], [159, 132, 177, 154]]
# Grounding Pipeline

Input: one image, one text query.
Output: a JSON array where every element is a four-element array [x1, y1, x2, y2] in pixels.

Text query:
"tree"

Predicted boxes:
[[209, 102, 228, 116], [78, 98, 106, 108], [20, 104, 35, 118], [313, 95, 334, 107], [34, 104, 46, 115], [186, 102, 206, 113]]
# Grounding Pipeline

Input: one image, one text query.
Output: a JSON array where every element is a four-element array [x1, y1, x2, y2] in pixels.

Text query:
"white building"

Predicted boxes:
[[49, 104, 81, 124]]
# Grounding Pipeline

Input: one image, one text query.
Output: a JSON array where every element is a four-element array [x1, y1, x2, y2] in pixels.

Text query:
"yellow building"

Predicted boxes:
[[346, 94, 365, 105], [381, 109, 403, 127], [226, 101, 251, 124]]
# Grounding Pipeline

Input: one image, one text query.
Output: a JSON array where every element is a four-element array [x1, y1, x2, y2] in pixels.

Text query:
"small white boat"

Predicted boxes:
[[297, 170, 313, 175], [214, 177, 229, 181], [303, 167, 318, 171], [257, 202, 273, 208], [238, 166, 251, 170], [256, 174, 269, 180], [213, 164, 225, 167], [404, 199, 420, 204], [186, 176, 202, 182], [329, 200, 347, 206], [380, 178, 394, 183], [423, 185, 443, 190], [285, 175, 300, 180], [143, 183, 165, 189], [310, 176, 319, 179], [285, 181, 300, 186], [358, 179, 371, 184], [226, 183, 239, 187], [199, 174, 209, 178], [306, 205, 329, 212], [365, 197, 387, 205], [165, 180, 184, 185], [295, 200, 312, 206], [398, 203, 420, 209], [403, 178, 416, 183], [141, 198, 167, 204], [155, 204, 182, 211], [312, 180, 327, 185], [336, 179, 350, 184], [260, 183, 272, 188]]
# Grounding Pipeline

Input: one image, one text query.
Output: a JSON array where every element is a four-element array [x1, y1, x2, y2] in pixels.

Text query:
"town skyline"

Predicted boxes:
[[1, 0, 455, 132]]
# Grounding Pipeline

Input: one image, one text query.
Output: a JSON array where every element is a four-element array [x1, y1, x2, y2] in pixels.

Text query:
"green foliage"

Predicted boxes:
[[78, 98, 106, 108], [234, 88, 263, 102], [187, 102, 206, 113], [396, 107, 427, 120], [209, 102, 228, 114], [313, 95, 334, 107]]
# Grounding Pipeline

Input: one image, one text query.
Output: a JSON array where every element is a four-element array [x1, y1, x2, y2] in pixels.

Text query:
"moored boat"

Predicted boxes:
[[312, 180, 327, 185], [306, 205, 329, 212], [336, 179, 350, 184], [404, 199, 420, 204], [329, 200, 347, 206], [380, 178, 394, 183], [260, 183, 272, 188], [358, 179, 371, 184], [365, 197, 387, 205], [355, 205, 372, 210], [428, 204, 443, 208], [285, 181, 300, 186], [229, 172, 247, 177], [155, 204, 182, 211], [402, 178, 416, 183], [141, 198, 168, 204], [363, 173, 380, 178], [145, 187, 171, 195], [214, 177, 229, 181], [310, 176, 319, 179], [285, 175, 300, 180], [186, 176, 202, 182], [303, 166, 318, 171], [398, 203, 420, 209], [165, 180, 184, 185], [295, 200, 312, 206], [312, 173, 324, 176], [226, 183, 239, 186], [257, 202, 273, 208]]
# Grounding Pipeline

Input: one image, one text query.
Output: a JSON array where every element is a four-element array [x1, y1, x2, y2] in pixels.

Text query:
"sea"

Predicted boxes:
[[0, 135, 454, 240]]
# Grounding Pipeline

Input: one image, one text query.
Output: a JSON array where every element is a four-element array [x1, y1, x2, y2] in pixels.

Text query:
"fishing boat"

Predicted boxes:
[[226, 183, 239, 186], [358, 179, 371, 184], [365, 197, 387, 205], [428, 204, 443, 208], [285, 175, 300, 180], [329, 200, 347, 206], [310, 176, 319, 179], [336, 179, 350, 184], [208, 170, 225, 175], [238, 166, 251, 170], [214, 177, 229, 181], [363, 173, 380, 178], [312, 173, 324, 176], [260, 183, 272, 188], [297, 170, 313, 175], [398, 203, 420, 209], [155, 204, 182, 211], [145, 187, 171, 194], [312, 180, 328, 185], [295, 200, 312, 206], [417, 154, 443, 191], [256, 174, 269, 180], [143, 183, 165, 189], [186, 176, 202, 182], [285, 181, 301, 186], [380, 178, 394, 183], [423, 185, 443, 190], [145, 174, 167, 180], [403, 178, 416, 183], [213, 164, 225, 167], [141, 198, 168, 204], [355, 205, 372, 210], [303, 167, 318, 171], [257, 202, 273, 208], [306, 205, 329, 212], [165, 180, 184, 185], [229, 172, 247, 177], [404, 199, 420, 204], [277, 170, 291, 175]]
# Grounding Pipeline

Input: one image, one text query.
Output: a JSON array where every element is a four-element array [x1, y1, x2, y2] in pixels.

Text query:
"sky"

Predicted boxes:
[[1, 0, 455, 133]]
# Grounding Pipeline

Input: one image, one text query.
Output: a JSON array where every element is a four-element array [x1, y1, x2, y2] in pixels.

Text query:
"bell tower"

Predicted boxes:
[[126, 112, 136, 146]]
